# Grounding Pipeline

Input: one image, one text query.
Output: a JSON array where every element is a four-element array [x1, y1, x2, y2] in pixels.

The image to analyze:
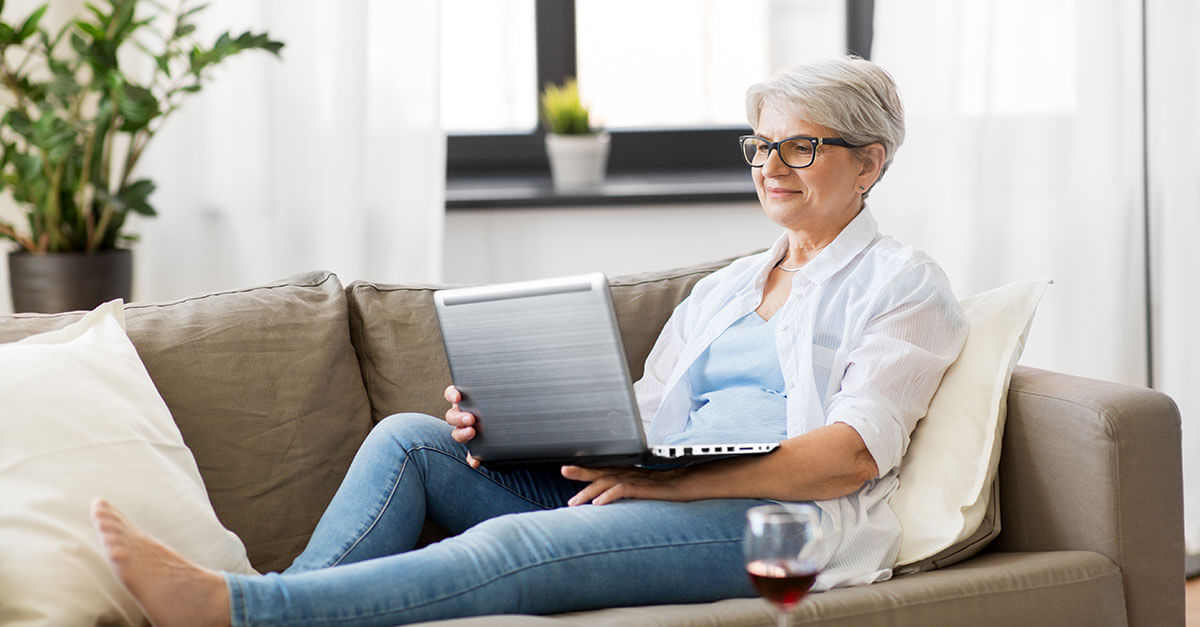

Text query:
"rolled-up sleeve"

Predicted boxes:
[[826, 263, 968, 476]]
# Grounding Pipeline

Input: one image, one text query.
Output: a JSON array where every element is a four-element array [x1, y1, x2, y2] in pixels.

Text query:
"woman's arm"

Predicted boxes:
[[566, 263, 966, 507], [561, 422, 878, 506]]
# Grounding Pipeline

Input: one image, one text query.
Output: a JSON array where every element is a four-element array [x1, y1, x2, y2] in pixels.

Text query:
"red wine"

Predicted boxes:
[[746, 559, 818, 609]]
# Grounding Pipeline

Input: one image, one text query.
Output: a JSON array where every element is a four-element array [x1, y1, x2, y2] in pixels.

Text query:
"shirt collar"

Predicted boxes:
[[759, 206, 880, 286]]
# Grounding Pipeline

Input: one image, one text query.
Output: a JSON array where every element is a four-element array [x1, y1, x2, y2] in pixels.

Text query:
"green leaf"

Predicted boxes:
[[155, 54, 171, 76], [69, 32, 88, 57], [46, 67, 82, 103], [116, 83, 160, 131], [104, 178, 157, 217], [3, 109, 35, 141], [17, 5, 48, 42], [0, 24, 14, 45], [180, 2, 210, 20], [109, 0, 137, 43], [75, 20, 105, 41], [83, 3, 107, 21]]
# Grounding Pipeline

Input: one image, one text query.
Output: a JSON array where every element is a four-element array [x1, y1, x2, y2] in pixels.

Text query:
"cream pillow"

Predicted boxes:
[[0, 301, 255, 626], [891, 280, 1050, 570]]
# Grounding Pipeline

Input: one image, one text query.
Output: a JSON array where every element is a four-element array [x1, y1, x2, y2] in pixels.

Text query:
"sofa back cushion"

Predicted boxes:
[[0, 272, 373, 572], [346, 258, 735, 424]]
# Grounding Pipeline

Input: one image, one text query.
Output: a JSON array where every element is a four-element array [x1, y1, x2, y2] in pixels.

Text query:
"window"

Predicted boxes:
[[574, 0, 846, 129], [440, 0, 537, 133], [443, 0, 874, 195]]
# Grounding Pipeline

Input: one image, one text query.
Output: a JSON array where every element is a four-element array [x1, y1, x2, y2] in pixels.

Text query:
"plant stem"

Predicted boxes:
[[99, 87, 121, 201], [90, 204, 114, 252], [79, 125, 98, 247], [0, 48, 33, 116], [0, 222, 38, 251], [44, 158, 68, 251]]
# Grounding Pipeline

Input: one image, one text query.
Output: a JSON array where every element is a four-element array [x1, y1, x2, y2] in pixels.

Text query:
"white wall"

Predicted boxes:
[[443, 201, 779, 284]]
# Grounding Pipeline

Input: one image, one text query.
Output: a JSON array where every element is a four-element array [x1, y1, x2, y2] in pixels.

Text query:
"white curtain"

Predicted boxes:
[[132, 0, 444, 301], [873, 0, 1200, 552], [870, 0, 1146, 386], [1147, 2, 1200, 554]]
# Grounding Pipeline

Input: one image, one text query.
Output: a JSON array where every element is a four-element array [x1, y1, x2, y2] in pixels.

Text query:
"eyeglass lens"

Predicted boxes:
[[742, 137, 815, 168]]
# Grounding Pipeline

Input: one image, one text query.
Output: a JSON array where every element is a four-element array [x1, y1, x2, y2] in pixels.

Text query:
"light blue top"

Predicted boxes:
[[661, 310, 788, 445]]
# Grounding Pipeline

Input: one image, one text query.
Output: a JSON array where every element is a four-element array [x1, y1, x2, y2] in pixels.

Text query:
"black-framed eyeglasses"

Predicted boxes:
[[738, 135, 860, 169]]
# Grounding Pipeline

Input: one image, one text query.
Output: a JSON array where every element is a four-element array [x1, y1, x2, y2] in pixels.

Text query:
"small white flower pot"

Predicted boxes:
[[544, 132, 611, 193]]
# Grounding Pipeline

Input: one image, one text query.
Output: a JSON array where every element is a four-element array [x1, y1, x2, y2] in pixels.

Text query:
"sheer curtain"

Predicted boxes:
[[870, 0, 1146, 386], [132, 0, 444, 302], [1147, 2, 1200, 554], [873, 0, 1200, 551]]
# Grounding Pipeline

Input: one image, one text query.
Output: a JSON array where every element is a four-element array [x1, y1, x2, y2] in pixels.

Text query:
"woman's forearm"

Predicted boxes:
[[681, 423, 879, 502], [560, 423, 878, 506]]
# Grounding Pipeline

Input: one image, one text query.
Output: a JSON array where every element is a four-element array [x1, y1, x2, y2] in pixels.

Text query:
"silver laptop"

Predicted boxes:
[[433, 273, 779, 468]]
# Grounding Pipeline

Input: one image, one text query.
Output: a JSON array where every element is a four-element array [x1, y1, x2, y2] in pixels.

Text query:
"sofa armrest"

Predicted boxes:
[[994, 365, 1183, 627]]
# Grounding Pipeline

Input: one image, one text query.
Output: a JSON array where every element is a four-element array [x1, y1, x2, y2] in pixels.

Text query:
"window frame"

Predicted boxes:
[[445, 0, 874, 181]]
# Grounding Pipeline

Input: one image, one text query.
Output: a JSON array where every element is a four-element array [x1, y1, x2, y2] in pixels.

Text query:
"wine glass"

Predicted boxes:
[[743, 503, 823, 627]]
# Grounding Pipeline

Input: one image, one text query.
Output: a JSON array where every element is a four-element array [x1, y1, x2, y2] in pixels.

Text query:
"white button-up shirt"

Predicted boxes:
[[634, 207, 968, 590]]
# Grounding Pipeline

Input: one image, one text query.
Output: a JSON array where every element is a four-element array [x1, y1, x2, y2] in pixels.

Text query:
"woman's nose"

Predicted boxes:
[[761, 147, 791, 177]]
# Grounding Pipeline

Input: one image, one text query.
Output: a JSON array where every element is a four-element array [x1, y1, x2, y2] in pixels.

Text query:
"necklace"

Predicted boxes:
[[775, 259, 803, 272]]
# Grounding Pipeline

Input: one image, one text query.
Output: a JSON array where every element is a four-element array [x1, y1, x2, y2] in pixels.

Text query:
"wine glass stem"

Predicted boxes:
[[778, 609, 790, 627]]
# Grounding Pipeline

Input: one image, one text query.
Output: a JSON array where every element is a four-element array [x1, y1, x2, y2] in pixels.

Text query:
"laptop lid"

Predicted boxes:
[[434, 273, 649, 465]]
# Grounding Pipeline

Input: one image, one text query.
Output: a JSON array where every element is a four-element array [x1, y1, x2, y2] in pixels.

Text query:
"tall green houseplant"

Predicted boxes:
[[0, 0, 283, 254]]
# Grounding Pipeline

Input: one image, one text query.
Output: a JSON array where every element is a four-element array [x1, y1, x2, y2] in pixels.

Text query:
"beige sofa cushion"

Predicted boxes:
[[426, 551, 1125, 626], [345, 257, 735, 424], [0, 272, 373, 573], [0, 302, 255, 625]]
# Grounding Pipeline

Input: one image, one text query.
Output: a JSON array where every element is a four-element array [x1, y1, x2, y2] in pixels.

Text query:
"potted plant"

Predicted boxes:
[[0, 0, 283, 313], [540, 78, 609, 193]]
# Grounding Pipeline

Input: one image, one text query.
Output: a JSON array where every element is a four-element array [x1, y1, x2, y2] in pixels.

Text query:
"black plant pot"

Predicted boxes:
[[8, 249, 133, 314]]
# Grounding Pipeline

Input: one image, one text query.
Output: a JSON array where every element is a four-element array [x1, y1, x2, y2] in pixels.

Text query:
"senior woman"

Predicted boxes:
[[91, 56, 968, 626]]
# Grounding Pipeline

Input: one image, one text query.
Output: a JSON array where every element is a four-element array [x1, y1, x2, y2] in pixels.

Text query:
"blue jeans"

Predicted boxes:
[[224, 413, 764, 625]]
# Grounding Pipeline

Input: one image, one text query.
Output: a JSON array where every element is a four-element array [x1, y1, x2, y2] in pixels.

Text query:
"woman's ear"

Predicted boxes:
[[856, 143, 886, 189]]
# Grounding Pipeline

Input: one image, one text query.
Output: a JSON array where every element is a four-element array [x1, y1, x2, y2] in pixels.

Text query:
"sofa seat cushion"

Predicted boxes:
[[0, 272, 373, 573], [425, 551, 1124, 626]]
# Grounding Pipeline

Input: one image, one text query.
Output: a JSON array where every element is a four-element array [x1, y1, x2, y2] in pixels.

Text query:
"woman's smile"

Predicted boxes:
[[765, 186, 803, 199]]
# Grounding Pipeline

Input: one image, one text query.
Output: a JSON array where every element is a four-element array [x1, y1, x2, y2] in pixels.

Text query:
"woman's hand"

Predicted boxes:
[[444, 385, 482, 469], [561, 465, 695, 506]]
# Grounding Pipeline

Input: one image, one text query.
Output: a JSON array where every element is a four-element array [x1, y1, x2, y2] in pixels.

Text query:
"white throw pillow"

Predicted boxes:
[[890, 280, 1050, 569], [0, 301, 255, 626]]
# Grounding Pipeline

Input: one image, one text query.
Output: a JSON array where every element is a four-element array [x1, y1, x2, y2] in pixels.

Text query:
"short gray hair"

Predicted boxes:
[[745, 57, 905, 182]]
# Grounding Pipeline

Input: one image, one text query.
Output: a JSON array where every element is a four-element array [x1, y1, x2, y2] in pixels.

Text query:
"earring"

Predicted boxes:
[[858, 186, 866, 192]]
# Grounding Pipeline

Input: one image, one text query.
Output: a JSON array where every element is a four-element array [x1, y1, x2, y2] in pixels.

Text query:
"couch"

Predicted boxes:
[[0, 260, 1184, 626]]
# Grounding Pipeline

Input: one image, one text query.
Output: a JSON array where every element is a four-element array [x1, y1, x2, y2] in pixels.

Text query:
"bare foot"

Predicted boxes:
[[90, 497, 231, 627]]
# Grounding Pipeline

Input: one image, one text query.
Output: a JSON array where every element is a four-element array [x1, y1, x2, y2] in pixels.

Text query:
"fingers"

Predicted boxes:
[[568, 478, 615, 506], [444, 384, 476, 440], [560, 465, 599, 481], [564, 466, 635, 506], [563, 466, 692, 506], [444, 385, 479, 464], [450, 425, 475, 444]]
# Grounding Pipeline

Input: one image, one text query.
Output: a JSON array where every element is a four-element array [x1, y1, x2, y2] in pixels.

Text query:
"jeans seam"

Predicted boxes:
[[227, 574, 247, 627], [410, 444, 563, 510], [273, 536, 743, 625], [328, 456, 408, 568], [324, 438, 559, 570]]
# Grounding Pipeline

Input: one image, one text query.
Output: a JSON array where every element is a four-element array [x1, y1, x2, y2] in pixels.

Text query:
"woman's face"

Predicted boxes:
[[751, 101, 881, 233]]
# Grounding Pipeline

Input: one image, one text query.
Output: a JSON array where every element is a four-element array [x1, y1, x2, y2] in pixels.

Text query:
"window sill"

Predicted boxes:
[[445, 169, 757, 210]]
